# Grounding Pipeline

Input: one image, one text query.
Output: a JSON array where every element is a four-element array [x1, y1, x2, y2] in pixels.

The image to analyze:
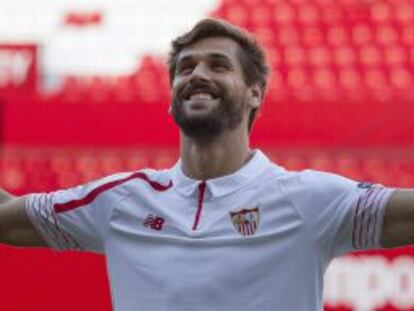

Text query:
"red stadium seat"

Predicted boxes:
[[395, 2, 414, 24], [251, 6, 273, 27], [359, 44, 384, 67], [326, 26, 350, 46], [276, 26, 301, 46], [308, 46, 332, 67], [313, 68, 337, 89], [297, 3, 321, 25], [321, 5, 345, 25], [376, 24, 400, 46], [302, 26, 325, 46], [389, 67, 413, 89], [224, 4, 249, 27], [384, 45, 408, 66], [334, 46, 357, 67], [284, 46, 307, 66], [370, 2, 393, 24], [352, 24, 374, 46], [402, 25, 414, 45], [273, 3, 296, 25]]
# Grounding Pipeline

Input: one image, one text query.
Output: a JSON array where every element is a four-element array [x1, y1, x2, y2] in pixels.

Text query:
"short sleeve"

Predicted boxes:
[[25, 172, 131, 253], [282, 170, 395, 258]]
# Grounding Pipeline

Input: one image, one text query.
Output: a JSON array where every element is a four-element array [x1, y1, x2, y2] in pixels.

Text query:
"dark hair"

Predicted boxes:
[[168, 18, 269, 132]]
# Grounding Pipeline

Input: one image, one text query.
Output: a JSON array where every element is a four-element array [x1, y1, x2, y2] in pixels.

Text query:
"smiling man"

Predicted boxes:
[[171, 37, 256, 144], [0, 18, 413, 311]]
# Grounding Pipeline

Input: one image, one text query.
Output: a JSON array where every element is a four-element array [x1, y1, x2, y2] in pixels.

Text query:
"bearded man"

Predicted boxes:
[[0, 18, 412, 311]]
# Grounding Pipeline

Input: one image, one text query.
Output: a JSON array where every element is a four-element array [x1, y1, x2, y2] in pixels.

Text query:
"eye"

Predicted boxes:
[[177, 63, 194, 75], [210, 61, 230, 72]]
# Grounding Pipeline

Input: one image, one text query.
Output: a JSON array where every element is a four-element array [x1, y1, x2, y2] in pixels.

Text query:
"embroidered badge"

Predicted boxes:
[[357, 182, 374, 189], [143, 214, 165, 231], [230, 207, 260, 237]]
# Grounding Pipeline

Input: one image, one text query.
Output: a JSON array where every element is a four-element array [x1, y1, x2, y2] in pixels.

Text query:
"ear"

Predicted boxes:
[[248, 84, 263, 109]]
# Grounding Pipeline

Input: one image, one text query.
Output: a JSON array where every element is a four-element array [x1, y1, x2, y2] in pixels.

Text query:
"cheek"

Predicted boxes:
[[228, 82, 247, 99], [172, 78, 185, 97]]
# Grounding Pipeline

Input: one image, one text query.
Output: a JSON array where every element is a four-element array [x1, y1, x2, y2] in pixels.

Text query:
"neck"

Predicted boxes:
[[180, 127, 252, 180]]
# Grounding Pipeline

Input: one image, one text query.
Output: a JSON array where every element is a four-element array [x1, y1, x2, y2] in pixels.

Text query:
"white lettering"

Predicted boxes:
[[324, 256, 414, 311], [388, 256, 414, 309], [0, 49, 33, 87]]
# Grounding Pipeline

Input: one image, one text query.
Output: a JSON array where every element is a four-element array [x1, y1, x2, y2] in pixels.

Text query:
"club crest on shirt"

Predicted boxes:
[[229, 207, 260, 237]]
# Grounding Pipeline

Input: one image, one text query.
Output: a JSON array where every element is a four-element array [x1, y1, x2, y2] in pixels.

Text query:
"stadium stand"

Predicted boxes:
[[1, 0, 411, 106], [1, 147, 414, 195]]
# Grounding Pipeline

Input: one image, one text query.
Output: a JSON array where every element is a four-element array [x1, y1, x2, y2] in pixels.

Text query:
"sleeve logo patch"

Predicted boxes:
[[229, 207, 260, 237], [357, 182, 374, 189]]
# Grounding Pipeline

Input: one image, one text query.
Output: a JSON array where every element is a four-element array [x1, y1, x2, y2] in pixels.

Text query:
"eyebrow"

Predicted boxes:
[[177, 52, 232, 65]]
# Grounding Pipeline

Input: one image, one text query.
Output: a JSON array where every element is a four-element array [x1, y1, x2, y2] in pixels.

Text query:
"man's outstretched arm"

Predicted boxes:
[[0, 189, 14, 203], [0, 190, 46, 247], [382, 189, 414, 248]]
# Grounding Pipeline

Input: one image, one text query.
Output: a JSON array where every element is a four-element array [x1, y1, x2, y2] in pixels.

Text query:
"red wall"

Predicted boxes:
[[3, 98, 414, 148]]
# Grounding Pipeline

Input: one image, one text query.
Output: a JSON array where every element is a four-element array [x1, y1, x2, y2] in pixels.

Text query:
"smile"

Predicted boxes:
[[183, 86, 220, 100]]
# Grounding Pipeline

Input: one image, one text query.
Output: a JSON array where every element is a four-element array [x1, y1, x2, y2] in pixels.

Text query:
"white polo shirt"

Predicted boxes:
[[26, 150, 394, 311]]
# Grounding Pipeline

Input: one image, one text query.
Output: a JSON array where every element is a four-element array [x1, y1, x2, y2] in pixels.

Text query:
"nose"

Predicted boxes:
[[189, 62, 210, 82]]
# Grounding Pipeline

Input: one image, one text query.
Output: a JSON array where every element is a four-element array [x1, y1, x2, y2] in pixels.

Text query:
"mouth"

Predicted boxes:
[[183, 87, 220, 101]]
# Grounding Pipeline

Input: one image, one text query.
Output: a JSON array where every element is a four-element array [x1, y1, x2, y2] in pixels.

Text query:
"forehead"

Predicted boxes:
[[177, 37, 242, 63]]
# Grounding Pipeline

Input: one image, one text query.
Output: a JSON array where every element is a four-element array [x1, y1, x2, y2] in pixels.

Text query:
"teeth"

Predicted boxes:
[[189, 93, 213, 100]]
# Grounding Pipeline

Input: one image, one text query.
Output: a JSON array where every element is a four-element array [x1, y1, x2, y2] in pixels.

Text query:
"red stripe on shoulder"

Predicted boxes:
[[54, 172, 172, 214]]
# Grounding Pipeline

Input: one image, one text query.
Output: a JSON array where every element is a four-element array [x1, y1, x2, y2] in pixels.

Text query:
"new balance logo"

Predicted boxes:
[[143, 214, 165, 231]]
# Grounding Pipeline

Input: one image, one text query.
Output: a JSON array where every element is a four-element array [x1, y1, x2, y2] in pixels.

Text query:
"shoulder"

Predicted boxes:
[[58, 168, 173, 201], [267, 168, 360, 225], [99, 168, 173, 192], [43, 168, 173, 214], [128, 168, 173, 192], [267, 166, 358, 203]]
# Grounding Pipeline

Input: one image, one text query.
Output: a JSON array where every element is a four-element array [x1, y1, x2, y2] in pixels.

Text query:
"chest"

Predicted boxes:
[[105, 188, 320, 310], [105, 218, 317, 311], [108, 187, 303, 240]]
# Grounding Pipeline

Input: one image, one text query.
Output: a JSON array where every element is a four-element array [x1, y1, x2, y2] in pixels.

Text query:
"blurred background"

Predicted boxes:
[[0, 0, 413, 310]]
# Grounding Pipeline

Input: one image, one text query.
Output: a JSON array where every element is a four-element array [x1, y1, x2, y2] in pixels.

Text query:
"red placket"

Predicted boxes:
[[192, 181, 207, 231]]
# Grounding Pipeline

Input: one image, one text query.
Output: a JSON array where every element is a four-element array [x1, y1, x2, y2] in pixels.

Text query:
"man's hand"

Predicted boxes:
[[0, 191, 46, 247], [381, 189, 414, 248]]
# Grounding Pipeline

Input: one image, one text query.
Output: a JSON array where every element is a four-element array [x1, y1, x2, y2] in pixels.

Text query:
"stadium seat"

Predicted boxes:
[[376, 24, 400, 46], [395, 2, 414, 24], [334, 46, 357, 66], [384, 45, 407, 66], [297, 3, 321, 25], [359, 44, 383, 67], [313, 68, 337, 89], [276, 27, 301, 46], [370, 2, 392, 23], [326, 27, 349, 46], [352, 24, 374, 46], [273, 3, 296, 24], [284, 46, 307, 66], [308, 46, 332, 67], [338, 68, 362, 89], [389, 67, 413, 89]]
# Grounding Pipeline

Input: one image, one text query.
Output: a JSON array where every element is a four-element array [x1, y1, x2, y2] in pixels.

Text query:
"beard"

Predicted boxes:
[[171, 84, 245, 143]]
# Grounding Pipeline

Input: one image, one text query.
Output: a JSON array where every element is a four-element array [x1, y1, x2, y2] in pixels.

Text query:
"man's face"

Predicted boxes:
[[171, 37, 252, 141]]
